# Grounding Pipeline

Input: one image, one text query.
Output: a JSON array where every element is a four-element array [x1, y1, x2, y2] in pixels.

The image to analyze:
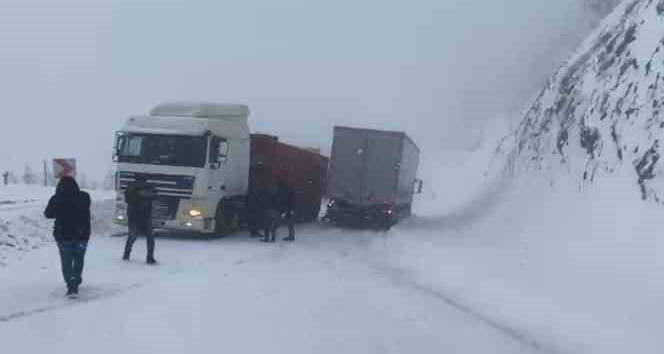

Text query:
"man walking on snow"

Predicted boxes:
[[258, 181, 280, 243], [123, 175, 158, 264], [44, 176, 91, 297]]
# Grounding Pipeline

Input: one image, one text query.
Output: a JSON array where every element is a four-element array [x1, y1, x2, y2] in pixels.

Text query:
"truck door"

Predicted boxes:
[[208, 135, 229, 197], [365, 133, 402, 204], [328, 128, 367, 206]]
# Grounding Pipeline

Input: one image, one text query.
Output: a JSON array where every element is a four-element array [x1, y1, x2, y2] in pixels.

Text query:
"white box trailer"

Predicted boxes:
[[324, 126, 422, 229]]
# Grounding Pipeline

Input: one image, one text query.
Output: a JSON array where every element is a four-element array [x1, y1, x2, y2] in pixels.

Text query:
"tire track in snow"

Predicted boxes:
[[373, 264, 560, 354], [0, 246, 259, 323], [0, 282, 144, 323], [372, 174, 561, 353]]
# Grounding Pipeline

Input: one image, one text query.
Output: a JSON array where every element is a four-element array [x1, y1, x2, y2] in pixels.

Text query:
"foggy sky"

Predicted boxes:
[[0, 0, 609, 182]]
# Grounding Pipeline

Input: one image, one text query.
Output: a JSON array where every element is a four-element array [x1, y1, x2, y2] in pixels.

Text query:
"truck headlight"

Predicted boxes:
[[188, 209, 203, 218]]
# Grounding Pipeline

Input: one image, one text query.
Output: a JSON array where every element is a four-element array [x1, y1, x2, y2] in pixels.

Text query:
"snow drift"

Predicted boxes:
[[0, 184, 116, 267], [382, 1, 664, 353]]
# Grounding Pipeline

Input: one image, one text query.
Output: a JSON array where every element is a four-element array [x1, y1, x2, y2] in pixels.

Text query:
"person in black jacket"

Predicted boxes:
[[44, 176, 91, 297], [123, 176, 158, 264], [245, 180, 262, 237], [277, 179, 296, 241], [257, 182, 280, 243]]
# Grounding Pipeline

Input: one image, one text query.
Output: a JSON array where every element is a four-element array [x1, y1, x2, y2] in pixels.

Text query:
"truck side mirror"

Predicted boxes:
[[113, 131, 125, 162], [218, 141, 229, 161], [209, 137, 229, 169]]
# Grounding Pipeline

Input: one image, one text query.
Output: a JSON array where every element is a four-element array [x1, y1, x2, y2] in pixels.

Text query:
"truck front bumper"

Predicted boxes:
[[113, 207, 215, 234], [153, 218, 215, 234]]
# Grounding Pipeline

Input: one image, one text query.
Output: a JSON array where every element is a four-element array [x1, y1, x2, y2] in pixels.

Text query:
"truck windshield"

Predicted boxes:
[[116, 133, 207, 167]]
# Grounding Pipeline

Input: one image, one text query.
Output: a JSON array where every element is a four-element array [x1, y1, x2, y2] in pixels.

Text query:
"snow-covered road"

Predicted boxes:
[[0, 216, 541, 354], [2, 172, 661, 354]]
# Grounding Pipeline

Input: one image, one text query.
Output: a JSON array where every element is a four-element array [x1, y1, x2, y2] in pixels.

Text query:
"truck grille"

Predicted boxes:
[[118, 171, 195, 198], [151, 197, 179, 222]]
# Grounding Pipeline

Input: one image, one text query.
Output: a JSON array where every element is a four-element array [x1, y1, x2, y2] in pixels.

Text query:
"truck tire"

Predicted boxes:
[[215, 203, 238, 237]]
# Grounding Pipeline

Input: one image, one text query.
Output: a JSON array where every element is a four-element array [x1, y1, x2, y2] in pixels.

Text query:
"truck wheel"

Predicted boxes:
[[215, 204, 234, 237]]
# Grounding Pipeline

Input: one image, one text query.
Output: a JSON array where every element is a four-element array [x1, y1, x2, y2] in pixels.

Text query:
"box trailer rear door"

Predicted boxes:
[[365, 132, 402, 205], [328, 128, 367, 205]]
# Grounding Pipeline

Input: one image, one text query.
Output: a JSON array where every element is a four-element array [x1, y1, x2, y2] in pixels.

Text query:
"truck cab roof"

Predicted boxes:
[[150, 103, 250, 119], [122, 102, 251, 138]]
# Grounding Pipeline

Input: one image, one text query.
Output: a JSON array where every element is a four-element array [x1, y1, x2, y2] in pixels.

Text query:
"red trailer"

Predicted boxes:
[[249, 134, 328, 221]]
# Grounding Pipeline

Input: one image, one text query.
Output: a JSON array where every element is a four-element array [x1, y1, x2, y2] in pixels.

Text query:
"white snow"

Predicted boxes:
[[0, 218, 535, 353], [385, 168, 664, 353], [1, 148, 662, 353], [0, 184, 116, 267], [2, 3, 663, 352]]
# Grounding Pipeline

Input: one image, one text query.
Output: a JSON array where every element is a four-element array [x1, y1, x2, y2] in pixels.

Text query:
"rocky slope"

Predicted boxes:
[[498, 0, 664, 204]]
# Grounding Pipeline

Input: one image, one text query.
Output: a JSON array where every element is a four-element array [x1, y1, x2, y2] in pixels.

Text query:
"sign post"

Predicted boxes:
[[53, 158, 77, 179]]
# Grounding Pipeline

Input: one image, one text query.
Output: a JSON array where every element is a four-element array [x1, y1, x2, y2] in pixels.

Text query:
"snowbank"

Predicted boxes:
[[0, 184, 117, 267], [380, 161, 663, 353]]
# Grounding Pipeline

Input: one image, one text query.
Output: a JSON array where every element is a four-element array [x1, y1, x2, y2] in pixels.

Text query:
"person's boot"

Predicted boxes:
[[146, 255, 158, 265], [66, 285, 76, 297], [122, 243, 132, 261], [283, 236, 295, 242]]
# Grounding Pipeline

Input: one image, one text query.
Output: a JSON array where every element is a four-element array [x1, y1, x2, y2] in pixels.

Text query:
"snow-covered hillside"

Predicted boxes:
[[499, 0, 664, 203], [0, 184, 116, 267]]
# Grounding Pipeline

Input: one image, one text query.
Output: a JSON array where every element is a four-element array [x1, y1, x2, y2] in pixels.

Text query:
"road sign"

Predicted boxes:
[[53, 158, 77, 178]]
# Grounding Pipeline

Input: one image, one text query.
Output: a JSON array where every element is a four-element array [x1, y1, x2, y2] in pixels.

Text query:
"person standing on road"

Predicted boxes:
[[245, 176, 263, 238], [44, 176, 91, 297], [123, 176, 158, 264], [259, 182, 280, 243], [277, 179, 296, 241]]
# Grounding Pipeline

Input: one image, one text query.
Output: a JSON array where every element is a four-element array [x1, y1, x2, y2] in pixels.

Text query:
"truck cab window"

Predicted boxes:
[[125, 136, 143, 156], [116, 133, 206, 167]]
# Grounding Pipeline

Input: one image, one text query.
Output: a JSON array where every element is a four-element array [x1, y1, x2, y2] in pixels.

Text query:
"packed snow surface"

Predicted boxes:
[[2, 2, 664, 352]]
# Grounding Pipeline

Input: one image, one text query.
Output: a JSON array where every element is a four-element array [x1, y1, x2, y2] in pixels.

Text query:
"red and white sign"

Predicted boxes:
[[53, 158, 77, 178]]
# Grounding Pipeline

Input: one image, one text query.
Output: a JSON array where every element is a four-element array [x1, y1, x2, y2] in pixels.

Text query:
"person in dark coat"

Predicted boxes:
[[277, 179, 296, 241], [245, 183, 262, 238], [258, 182, 280, 243], [123, 176, 158, 264], [44, 176, 91, 296]]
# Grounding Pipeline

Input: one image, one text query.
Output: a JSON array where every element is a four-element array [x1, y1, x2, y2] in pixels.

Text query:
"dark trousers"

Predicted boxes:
[[124, 221, 155, 261], [57, 240, 88, 289], [281, 211, 295, 239], [262, 210, 279, 242], [247, 212, 261, 237]]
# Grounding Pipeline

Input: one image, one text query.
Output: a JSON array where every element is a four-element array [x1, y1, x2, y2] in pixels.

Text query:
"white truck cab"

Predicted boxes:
[[113, 103, 250, 234]]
